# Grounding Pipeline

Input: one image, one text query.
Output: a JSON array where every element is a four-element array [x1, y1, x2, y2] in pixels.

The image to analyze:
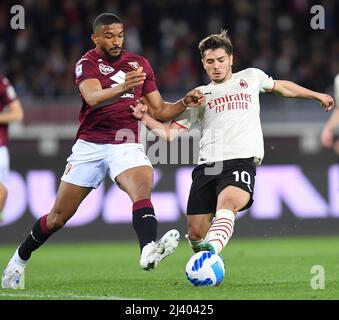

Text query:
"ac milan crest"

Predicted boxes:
[[240, 79, 248, 88]]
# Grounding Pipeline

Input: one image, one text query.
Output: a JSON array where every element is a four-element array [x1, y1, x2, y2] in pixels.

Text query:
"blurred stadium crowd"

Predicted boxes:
[[0, 0, 338, 100]]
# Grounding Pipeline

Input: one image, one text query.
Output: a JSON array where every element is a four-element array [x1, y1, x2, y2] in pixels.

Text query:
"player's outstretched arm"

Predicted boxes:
[[272, 80, 334, 112], [143, 88, 205, 122], [79, 67, 146, 107], [321, 107, 339, 149], [0, 99, 24, 124], [130, 102, 185, 141]]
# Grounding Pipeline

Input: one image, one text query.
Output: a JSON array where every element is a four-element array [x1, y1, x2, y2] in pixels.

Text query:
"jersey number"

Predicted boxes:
[[232, 170, 251, 185]]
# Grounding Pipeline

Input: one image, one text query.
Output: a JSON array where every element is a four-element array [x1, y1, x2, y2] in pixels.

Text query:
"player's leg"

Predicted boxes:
[[116, 165, 157, 249], [204, 186, 250, 254], [1, 181, 92, 289], [0, 146, 10, 222], [19, 181, 92, 260], [186, 213, 214, 252], [0, 182, 7, 222], [116, 164, 180, 270], [204, 159, 256, 254], [185, 163, 217, 253], [2, 139, 105, 288]]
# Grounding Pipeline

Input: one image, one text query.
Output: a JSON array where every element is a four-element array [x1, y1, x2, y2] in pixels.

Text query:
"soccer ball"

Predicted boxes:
[[185, 251, 225, 286]]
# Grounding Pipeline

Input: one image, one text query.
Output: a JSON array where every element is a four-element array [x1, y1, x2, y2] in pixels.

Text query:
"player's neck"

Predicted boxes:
[[211, 72, 233, 85], [95, 47, 123, 62]]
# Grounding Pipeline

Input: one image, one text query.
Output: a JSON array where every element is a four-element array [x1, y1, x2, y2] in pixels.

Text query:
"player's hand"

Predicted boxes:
[[130, 100, 147, 120], [320, 126, 333, 148], [317, 94, 334, 112], [182, 89, 205, 108], [123, 67, 146, 92]]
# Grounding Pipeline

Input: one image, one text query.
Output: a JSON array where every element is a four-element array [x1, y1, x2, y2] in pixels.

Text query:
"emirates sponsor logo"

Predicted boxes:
[[207, 93, 252, 113], [99, 63, 114, 75]]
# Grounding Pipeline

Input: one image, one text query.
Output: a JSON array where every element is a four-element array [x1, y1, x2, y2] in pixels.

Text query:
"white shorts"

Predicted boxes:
[[0, 146, 9, 187], [61, 139, 152, 188]]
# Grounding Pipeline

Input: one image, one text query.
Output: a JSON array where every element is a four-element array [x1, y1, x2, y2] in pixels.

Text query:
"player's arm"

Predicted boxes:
[[321, 107, 339, 149], [79, 67, 146, 108], [142, 88, 205, 122], [130, 102, 186, 141], [321, 74, 339, 150], [272, 80, 334, 112], [0, 99, 24, 124]]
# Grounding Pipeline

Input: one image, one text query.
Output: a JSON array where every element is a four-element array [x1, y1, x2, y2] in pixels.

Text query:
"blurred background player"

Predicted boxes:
[[1, 13, 204, 289], [131, 30, 334, 256], [321, 74, 339, 154], [0, 75, 24, 222]]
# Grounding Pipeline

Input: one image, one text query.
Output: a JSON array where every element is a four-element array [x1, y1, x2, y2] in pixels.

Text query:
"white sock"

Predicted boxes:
[[206, 209, 235, 254], [11, 248, 27, 267]]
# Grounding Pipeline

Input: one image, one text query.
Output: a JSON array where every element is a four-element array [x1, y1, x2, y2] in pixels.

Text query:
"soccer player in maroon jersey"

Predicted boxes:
[[0, 75, 24, 222], [1, 13, 204, 289]]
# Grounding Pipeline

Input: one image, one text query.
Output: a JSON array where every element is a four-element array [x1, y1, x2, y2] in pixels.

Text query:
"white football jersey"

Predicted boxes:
[[172, 68, 275, 165], [334, 73, 339, 104]]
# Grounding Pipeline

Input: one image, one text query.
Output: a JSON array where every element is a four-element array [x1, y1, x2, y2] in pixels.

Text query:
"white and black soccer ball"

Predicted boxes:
[[185, 251, 225, 286]]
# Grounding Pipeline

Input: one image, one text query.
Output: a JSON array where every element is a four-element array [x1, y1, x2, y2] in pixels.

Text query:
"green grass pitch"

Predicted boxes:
[[0, 236, 338, 300]]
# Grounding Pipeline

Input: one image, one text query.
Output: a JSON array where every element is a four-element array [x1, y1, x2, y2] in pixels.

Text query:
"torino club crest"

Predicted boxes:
[[99, 63, 114, 75], [128, 62, 140, 70]]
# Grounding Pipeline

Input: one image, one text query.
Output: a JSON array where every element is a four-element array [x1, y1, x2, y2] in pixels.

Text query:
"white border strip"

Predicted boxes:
[[0, 292, 143, 300]]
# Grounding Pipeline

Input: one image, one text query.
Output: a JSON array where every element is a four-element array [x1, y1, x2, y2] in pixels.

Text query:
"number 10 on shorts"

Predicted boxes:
[[232, 170, 252, 191]]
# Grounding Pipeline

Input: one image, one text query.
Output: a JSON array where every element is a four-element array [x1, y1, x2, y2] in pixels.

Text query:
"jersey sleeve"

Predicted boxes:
[[141, 58, 158, 95], [334, 74, 339, 104], [75, 58, 98, 86], [0, 77, 17, 105], [170, 108, 199, 130], [252, 68, 275, 93]]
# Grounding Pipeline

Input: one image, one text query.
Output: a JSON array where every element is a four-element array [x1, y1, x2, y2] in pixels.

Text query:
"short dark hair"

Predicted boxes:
[[93, 13, 122, 33], [198, 30, 233, 58]]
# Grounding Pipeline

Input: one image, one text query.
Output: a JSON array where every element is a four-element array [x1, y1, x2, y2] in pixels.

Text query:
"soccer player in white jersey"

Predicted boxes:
[[321, 74, 339, 153], [131, 30, 334, 256]]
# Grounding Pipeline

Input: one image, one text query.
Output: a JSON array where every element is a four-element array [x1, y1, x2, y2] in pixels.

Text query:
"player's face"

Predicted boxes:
[[202, 48, 233, 84], [91, 23, 124, 60]]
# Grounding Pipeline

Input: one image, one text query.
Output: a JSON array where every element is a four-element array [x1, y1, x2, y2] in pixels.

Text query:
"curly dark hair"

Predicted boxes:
[[198, 30, 233, 58]]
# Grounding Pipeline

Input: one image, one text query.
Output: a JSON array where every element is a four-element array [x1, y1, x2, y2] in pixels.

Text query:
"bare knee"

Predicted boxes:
[[0, 184, 8, 209], [217, 198, 238, 212], [217, 186, 250, 212]]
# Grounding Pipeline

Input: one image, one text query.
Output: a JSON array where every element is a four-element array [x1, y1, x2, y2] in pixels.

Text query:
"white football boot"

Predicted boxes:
[[140, 229, 180, 270], [1, 248, 26, 289]]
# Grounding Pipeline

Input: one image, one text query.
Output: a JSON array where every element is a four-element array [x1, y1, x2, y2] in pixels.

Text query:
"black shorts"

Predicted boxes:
[[187, 158, 256, 215]]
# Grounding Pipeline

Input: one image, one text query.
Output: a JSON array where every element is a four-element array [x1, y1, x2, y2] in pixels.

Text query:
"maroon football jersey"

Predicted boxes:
[[0, 75, 17, 146], [74, 48, 158, 144]]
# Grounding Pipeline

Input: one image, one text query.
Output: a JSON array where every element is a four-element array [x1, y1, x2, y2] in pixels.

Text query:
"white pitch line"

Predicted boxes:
[[0, 292, 143, 300]]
